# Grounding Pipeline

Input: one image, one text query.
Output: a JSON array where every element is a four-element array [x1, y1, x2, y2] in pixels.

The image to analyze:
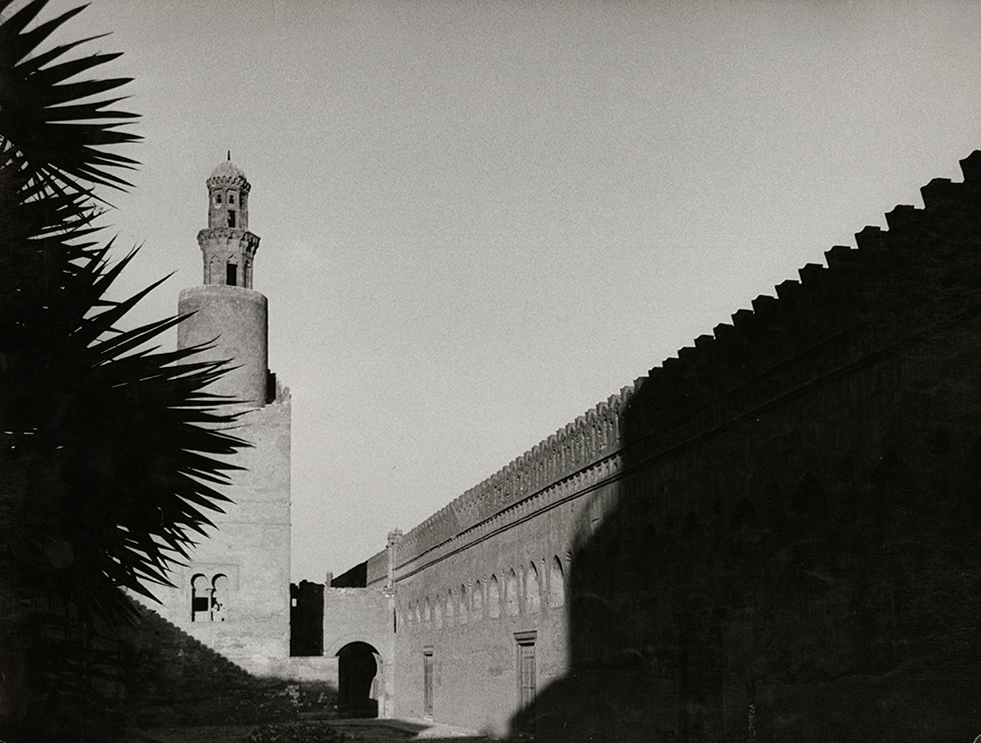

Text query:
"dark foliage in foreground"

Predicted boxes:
[[0, 0, 248, 739]]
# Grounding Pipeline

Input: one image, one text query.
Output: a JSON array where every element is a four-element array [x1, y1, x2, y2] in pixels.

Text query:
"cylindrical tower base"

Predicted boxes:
[[178, 285, 268, 405]]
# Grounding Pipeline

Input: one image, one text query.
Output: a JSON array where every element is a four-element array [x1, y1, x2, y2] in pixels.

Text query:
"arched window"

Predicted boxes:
[[505, 569, 520, 616], [473, 580, 483, 619], [423, 597, 431, 624], [191, 569, 235, 622], [228, 192, 235, 205], [434, 596, 443, 630], [549, 556, 565, 607], [458, 585, 468, 623], [445, 590, 454, 622], [525, 562, 541, 614], [488, 575, 501, 619], [214, 193, 222, 205], [212, 574, 228, 622], [191, 574, 210, 622]]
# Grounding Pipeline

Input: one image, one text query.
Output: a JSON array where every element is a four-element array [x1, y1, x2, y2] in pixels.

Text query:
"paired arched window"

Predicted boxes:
[[190, 572, 228, 622]]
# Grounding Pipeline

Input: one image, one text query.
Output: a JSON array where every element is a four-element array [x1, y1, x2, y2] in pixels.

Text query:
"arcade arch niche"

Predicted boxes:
[[336, 641, 381, 718]]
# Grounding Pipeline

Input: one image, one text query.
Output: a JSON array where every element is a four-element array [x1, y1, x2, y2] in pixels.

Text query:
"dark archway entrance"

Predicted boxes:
[[337, 641, 380, 718]]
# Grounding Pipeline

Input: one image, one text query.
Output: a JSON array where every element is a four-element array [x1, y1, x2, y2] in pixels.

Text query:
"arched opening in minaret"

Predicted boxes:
[[190, 574, 210, 622], [226, 262, 238, 286], [227, 210, 236, 228], [336, 641, 380, 718]]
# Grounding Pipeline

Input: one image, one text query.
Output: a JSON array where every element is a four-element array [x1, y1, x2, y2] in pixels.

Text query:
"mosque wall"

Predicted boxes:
[[363, 152, 981, 741]]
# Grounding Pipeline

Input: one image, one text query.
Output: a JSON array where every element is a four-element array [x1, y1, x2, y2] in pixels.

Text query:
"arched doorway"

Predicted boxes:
[[337, 641, 380, 718]]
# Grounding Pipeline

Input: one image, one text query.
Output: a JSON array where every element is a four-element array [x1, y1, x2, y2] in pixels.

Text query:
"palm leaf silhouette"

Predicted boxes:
[[0, 2, 250, 739]]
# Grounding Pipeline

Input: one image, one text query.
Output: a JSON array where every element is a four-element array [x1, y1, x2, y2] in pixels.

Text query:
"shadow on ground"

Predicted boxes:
[[329, 718, 495, 742], [121, 604, 337, 738], [141, 718, 496, 743]]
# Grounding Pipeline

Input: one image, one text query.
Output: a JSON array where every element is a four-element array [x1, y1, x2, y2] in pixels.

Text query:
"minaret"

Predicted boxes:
[[178, 155, 268, 406], [159, 157, 292, 676]]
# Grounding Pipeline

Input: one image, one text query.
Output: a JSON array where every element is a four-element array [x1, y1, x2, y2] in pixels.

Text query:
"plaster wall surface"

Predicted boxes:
[[283, 656, 338, 683], [177, 284, 268, 404]]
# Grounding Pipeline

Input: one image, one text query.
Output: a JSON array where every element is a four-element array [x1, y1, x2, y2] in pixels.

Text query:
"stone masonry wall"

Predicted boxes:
[[151, 390, 292, 678], [322, 587, 395, 717]]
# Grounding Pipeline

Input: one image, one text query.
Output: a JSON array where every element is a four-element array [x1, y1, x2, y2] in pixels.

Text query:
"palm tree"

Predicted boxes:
[[0, 1, 248, 739]]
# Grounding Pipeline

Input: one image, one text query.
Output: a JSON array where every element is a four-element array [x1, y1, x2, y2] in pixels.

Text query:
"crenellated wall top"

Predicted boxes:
[[395, 385, 638, 561]]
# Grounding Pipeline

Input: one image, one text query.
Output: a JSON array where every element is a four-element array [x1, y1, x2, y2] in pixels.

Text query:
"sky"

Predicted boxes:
[[35, 0, 981, 581]]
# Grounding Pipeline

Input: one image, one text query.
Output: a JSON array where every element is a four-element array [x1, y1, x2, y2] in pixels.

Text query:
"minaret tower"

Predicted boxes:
[[178, 154, 268, 405], [156, 157, 292, 677]]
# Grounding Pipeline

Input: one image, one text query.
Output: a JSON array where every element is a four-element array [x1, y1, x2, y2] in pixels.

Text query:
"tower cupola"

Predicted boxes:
[[207, 153, 251, 230], [197, 153, 260, 288]]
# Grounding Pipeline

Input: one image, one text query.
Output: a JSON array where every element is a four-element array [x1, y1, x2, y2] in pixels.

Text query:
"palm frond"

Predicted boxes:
[[1, 4, 257, 737], [0, 0, 141, 195]]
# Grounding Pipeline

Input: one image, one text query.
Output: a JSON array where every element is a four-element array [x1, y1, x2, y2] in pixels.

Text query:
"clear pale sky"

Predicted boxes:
[[44, 0, 981, 581]]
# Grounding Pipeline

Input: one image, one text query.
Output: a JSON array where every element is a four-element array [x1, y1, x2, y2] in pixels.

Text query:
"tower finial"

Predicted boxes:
[[227, 149, 231, 161]]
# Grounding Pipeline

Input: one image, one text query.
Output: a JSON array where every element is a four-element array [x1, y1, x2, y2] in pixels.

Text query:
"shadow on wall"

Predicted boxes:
[[124, 603, 338, 729], [510, 169, 981, 742]]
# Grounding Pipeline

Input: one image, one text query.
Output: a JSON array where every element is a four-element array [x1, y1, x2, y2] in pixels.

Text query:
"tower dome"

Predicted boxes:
[[207, 157, 248, 189]]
